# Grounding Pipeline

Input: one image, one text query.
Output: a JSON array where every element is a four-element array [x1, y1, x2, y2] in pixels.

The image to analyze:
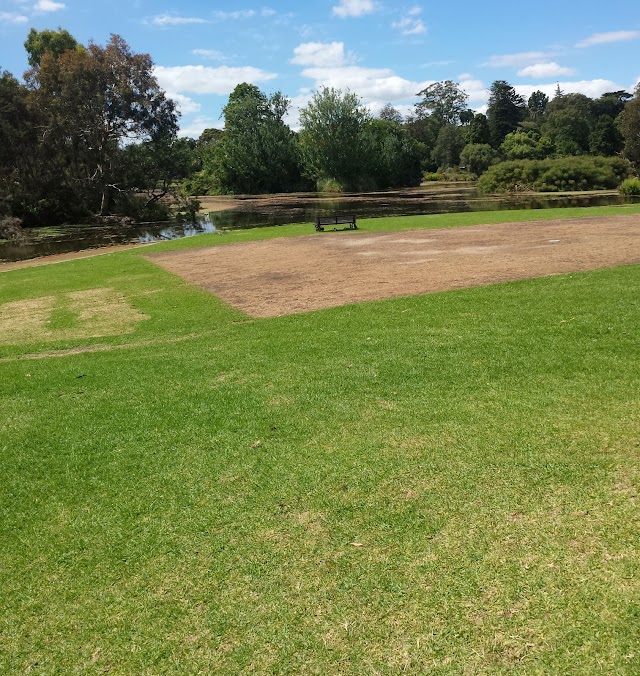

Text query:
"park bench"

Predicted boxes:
[[315, 215, 357, 232]]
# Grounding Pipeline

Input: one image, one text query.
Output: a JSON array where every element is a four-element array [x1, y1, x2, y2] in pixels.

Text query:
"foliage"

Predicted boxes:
[[528, 90, 549, 122], [214, 84, 304, 194], [431, 124, 465, 169], [617, 84, 640, 165], [487, 80, 526, 147], [299, 87, 370, 189], [415, 80, 469, 126], [13, 33, 179, 222], [500, 130, 545, 160], [361, 120, 422, 188], [589, 115, 623, 156], [422, 171, 441, 181], [477, 156, 631, 193], [619, 177, 640, 195], [460, 143, 498, 176], [24, 27, 81, 67], [466, 113, 491, 145], [378, 103, 404, 124]]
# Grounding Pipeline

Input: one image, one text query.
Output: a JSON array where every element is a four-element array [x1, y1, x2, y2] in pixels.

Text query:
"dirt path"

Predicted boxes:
[[147, 215, 640, 317]]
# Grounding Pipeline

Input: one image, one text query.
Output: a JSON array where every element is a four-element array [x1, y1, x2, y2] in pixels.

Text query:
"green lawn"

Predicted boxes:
[[1, 207, 640, 673]]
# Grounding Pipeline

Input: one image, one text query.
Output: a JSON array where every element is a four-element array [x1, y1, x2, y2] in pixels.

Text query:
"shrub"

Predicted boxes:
[[0, 216, 24, 240], [317, 177, 344, 193], [460, 143, 498, 176], [619, 178, 640, 196], [478, 156, 631, 193], [422, 172, 440, 182]]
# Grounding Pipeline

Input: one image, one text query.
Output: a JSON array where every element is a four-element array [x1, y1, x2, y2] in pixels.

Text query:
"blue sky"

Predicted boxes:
[[1, 0, 639, 137]]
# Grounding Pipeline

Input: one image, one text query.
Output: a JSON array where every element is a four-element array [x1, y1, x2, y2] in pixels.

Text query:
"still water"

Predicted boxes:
[[2, 186, 638, 262]]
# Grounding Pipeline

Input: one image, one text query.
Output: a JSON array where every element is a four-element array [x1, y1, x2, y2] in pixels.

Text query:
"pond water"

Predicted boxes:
[[2, 185, 638, 262]]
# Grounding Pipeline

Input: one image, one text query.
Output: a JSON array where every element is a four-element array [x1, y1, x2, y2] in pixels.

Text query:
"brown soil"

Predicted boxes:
[[147, 215, 640, 317]]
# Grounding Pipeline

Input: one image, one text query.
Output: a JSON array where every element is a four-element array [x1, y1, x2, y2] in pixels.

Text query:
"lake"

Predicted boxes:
[[2, 184, 638, 262]]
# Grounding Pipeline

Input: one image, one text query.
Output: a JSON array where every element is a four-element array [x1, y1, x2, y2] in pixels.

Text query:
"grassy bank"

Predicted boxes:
[[1, 208, 639, 672]]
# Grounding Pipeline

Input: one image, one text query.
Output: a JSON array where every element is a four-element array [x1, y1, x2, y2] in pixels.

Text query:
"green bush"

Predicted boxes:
[[317, 177, 344, 193], [619, 178, 640, 196], [477, 156, 631, 193], [422, 172, 441, 182]]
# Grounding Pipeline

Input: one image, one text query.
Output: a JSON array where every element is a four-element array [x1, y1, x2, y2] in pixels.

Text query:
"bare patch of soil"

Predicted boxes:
[[147, 215, 640, 317]]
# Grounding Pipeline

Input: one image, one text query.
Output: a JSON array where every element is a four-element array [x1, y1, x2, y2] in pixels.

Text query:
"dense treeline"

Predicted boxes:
[[1, 27, 640, 231]]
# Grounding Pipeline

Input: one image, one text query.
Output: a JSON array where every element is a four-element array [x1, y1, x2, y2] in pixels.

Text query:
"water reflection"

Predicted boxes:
[[2, 188, 639, 263]]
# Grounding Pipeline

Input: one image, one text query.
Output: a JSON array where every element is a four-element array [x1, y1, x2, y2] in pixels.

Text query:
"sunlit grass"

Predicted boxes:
[[1, 209, 639, 672]]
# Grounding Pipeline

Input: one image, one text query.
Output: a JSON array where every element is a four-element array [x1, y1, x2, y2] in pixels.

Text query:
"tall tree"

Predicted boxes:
[[299, 87, 370, 189], [467, 113, 491, 145], [25, 33, 178, 217], [215, 84, 303, 194], [528, 91, 549, 123], [415, 80, 469, 126], [487, 80, 526, 148], [617, 84, 640, 165]]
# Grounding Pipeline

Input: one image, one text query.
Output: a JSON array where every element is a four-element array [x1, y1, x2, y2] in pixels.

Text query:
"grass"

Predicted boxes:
[[1, 207, 640, 672]]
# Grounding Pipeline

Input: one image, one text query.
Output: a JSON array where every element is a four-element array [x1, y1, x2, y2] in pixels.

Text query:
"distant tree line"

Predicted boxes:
[[1, 27, 640, 229]]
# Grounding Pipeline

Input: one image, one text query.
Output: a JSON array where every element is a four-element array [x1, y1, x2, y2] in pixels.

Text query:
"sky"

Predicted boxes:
[[1, 0, 639, 137]]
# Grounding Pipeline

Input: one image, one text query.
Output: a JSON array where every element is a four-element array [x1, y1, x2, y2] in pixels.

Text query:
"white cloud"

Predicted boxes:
[[192, 49, 227, 61], [459, 76, 488, 105], [167, 93, 201, 115], [154, 65, 278, 95], [291, 42, 351, 68], [213, 10, 256, 20], [34, 0, 65, 11], [517, 62, 575, 78], [300, 65, 432, 103], [332, 0, 375, 18], [178, 116, 223, 139], [392, 16, 426, 35], [485, 51, 559, 68], [0, 11, 29, 23], [151, 15, 209, 26], [576, 31, 640, 48], [514, 79, 621, 102]]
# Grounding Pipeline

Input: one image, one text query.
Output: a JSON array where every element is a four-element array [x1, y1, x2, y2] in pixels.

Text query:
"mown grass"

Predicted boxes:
[[1, 208, 640, 673]]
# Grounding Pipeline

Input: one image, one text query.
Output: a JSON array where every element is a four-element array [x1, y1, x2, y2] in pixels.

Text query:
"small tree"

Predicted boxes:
[[432, 124, 464, 169], [459, 143, 497, 176], [415, 80, 469, 126]]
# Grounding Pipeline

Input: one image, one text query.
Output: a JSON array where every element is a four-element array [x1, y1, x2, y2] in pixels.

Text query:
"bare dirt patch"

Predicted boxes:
[[147, 215, 640, 317]]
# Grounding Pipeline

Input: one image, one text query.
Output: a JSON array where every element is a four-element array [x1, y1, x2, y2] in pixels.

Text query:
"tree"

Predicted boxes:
[[459, 143, 497, 176], [528, 91, 549, 123], [25, 33, 178, 218], [589, 115, 623, 156], [467, 113, 491, 145], [415, 80, 469, 126], [361, 119, 422, 188], [431, 124, 464, 169], [617, 84, 640, 165], [591, 91, 632, 119], [543, 108, 591, 156], [24, 27, 81, 67], [214, 83, 303, 194], [299, 87, 370, 189], [379, 103, 404, 124], [500, 130, 541, 160], [487, 80, 526, 148]]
